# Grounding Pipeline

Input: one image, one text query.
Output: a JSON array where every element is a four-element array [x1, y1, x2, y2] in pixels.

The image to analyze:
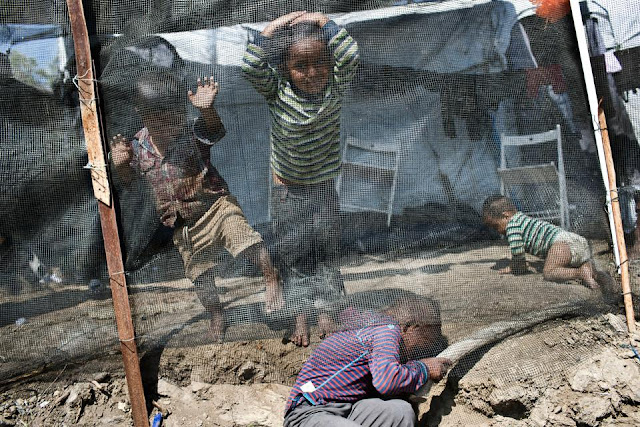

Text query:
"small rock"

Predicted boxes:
[[14, 318, 26, 327], [237, 361, 257, 381], [190, 381, 209, 393], [117, 401, 129, 412], [593, 331, 608, 341], [571, 396, 612, 426], [548, 413, 577, 426], [570, 369, 600, 393], [605, 313, 627, 334], [39, 401, 49, 408], [66, 390, 79, 405], [0, 415, 16, 426], [93, 372, 110, 383]]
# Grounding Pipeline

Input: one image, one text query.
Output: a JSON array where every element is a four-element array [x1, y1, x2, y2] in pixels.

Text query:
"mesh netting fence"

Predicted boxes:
[[1, 0, 639, 398]]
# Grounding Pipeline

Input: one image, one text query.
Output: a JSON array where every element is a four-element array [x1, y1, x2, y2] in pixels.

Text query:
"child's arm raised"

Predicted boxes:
[[188, 76, 225, 139]]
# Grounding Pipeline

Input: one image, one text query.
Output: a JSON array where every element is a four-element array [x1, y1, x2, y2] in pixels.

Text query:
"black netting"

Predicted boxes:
[[2, 0, 640, 423]]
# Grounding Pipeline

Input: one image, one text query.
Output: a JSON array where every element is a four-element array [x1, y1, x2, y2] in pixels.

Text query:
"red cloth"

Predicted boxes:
[[525, 64, 567, 98], [529, 0, 570, 23]]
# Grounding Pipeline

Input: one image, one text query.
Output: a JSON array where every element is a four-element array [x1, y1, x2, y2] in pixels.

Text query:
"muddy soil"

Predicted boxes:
[[1, 239, 639, 426]]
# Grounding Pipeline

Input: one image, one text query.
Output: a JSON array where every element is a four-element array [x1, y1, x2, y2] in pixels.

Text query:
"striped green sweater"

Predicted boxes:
[[242, 20, 360, 184], [506, 212, 562, 260]]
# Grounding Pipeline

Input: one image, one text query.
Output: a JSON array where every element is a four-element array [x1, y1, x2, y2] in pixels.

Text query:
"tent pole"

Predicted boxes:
[[66, 0, 150, 425], [568, 0, 621, 270], [569, 0, 635, 334], [598, 108, 636, 334]]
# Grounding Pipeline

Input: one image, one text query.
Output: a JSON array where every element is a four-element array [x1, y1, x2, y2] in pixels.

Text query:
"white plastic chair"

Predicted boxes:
[[337, 137, 400, 227], [498, 124, 571, 229]]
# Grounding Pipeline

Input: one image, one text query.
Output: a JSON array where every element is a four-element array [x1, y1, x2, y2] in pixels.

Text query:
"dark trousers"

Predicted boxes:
[[270, 180, 344, 311], [284, 399, 416, 427]]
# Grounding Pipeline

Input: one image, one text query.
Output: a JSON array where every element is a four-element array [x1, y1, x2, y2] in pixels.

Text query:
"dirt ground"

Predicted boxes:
[[1, 238, 639, 426]]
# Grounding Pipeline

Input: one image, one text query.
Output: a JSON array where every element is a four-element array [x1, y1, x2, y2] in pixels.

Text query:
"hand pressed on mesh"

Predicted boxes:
[[188, 76, 219, 110], [420, 357, 453, 381], [290, 12, 330, 27], [262, 11, 308, 36], [109, 134, 132, 167]]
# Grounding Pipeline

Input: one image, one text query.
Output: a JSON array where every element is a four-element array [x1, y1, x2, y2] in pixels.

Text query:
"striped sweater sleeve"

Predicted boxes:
[[506, 213, 527, 261], [241, 33, 279, 100], [322, 21, 360, 92], [368, 325, 428, 396]]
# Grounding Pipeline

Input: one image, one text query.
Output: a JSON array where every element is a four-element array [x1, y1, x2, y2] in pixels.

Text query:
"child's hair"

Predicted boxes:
[[267, 22, 331, 70], [384, 294, 442, 328], [133, 67, 187, 115], [124, 35, 185, 70], [482, 195, 517, 220]]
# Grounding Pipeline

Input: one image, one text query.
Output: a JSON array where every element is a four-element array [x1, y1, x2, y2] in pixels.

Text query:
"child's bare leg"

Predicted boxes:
[[544, 242, 598, 288], [244, 244, 284, 313], [206, 300, 225, 343], [193, 273, 225, 342], [577, 262, 599, 289], [292, 312, 310, 347]]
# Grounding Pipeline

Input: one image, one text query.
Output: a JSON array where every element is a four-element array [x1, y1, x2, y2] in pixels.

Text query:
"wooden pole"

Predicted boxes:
[[66, 1, 149, 426], [598, 106, 637, 334]]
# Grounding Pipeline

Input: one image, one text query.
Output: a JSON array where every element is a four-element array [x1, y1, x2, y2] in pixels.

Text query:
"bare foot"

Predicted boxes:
[[290, 313, 309, 347], [208, 310, 225, 343], [595, 270, 621, 301], [317, 312, 336, 339], [578, 263, 599, 289], [265, 278, 284, 314]]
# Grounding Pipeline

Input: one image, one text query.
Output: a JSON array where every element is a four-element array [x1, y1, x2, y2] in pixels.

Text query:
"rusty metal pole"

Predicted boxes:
[[66, 0, 149, 425]]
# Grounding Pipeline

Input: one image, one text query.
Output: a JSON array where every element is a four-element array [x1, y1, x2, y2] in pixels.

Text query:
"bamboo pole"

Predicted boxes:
[[569, 0, 636, 335], [597, 107, 636, 334], [66, 1, 149, 426]]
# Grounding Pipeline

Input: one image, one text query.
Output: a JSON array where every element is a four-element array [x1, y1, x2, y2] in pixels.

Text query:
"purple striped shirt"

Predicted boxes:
[[285, 312, 429, 414]]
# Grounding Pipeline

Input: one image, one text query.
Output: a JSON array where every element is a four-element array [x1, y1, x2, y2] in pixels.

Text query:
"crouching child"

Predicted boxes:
[[482, 195, 614, 290]]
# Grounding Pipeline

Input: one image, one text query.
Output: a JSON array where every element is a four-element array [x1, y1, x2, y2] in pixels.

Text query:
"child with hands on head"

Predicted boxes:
[[110, 69, 283, 342], [242, 11, 360, 347]]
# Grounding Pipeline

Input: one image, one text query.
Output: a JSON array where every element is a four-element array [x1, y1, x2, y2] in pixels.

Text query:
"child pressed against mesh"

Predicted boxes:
[[482, 195, 614, 290], [109, 69, 283, 341], [242, 12, 359, 346]]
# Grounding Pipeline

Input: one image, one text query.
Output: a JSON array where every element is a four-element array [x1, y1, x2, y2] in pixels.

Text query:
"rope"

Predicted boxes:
[[72, 69, 98, 106]]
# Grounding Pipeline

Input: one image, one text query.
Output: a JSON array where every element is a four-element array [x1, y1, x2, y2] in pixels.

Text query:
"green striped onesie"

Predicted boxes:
[[242, 20, 360, 184], [506, 212, 562, 260]]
